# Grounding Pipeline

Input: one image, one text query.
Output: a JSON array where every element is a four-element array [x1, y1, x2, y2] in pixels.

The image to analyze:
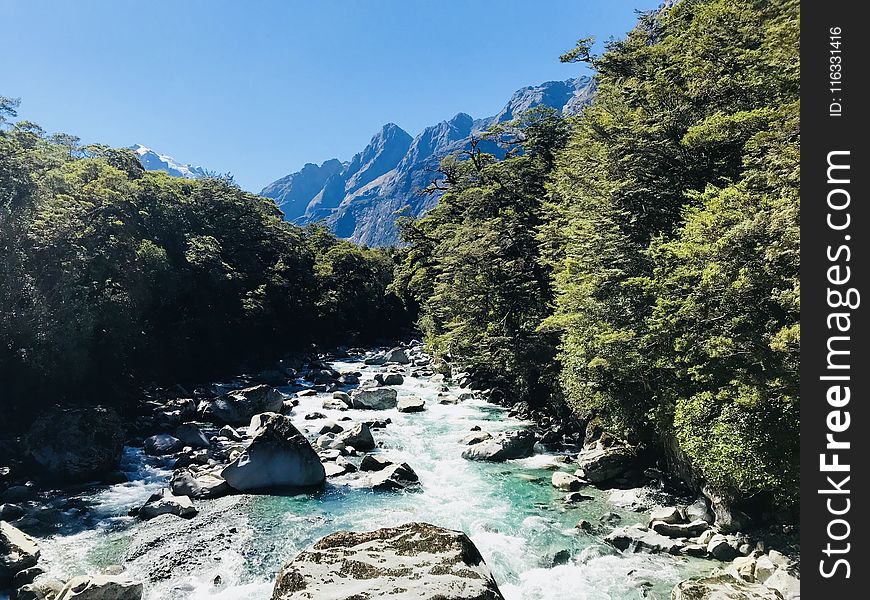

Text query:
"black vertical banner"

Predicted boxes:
[[801, 1, 869, 598]]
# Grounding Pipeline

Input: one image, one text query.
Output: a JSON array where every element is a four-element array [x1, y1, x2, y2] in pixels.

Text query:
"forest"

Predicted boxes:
[[2, 0, 799, 518], [0, 115, 409, 424], [394, 0, 799, 514]]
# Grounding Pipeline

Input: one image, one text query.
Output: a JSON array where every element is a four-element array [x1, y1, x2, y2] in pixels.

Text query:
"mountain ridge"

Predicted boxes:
[[262, 76, 595, 245]]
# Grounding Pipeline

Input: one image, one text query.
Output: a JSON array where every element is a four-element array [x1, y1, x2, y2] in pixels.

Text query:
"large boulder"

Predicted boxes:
[[671, 575, 784, 600], [271, 522, 504, 600], [25, 406, 124, 482], [1, 521, 40, 586], [201, 385, 284, 425], [574, 442, 636, 484], [56, 574, 143, 600], [349, 388, 398, 410], [221, 414, 325, 492], [461, 430, 535, 462]]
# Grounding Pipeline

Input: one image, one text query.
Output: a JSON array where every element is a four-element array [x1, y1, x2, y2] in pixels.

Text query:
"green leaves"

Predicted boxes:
[[544, 0, 800, 506], [1, 120, 409, 421]]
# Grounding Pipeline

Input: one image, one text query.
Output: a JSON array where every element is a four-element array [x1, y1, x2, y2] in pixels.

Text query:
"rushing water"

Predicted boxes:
[[29, 354, 713, 600]]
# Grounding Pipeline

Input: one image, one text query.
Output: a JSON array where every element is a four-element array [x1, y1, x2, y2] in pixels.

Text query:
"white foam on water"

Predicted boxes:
[[33, 352, 712, 600]]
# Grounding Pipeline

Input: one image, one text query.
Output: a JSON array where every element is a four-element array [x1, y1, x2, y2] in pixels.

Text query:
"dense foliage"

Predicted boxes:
[[392, 107, 567, 403], [397, 0, 799, 510], [1, 103, 408, 421]]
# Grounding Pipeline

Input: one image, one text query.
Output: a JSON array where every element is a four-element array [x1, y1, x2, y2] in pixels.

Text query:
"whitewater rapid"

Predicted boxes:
[[31, 355, 712, 599]]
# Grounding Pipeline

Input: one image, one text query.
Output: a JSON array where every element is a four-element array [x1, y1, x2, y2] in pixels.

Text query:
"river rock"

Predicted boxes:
[[671, 575, 782, 600], [364, 353, 387, 365], [337, 422, 375, 451], [169, 469, 229, 500], [703, 486, 750, 533], [1, 484, 35, 503], [55, 574, 143, 600], [332, 391, 352, 404], [764, 567, 799, 600], [170, 470, 201, 498], [604, 524, 682, 554], [349, 388, 398, 410], [1, 521, 40, 586], [460, 431, 492, 445], [138, 489, 197, 520], [397, 396, 425, 413], [686, 497, 715, 524], [218, 425, 243, 442], [573, 442, 636, 484], [248, 412, 281, 437], [319, 421, 344, 435], [271, 522, 504, 600], [324, 462, 352, 478], [0, 503, 25, 521], [144, 434, 184, 456], [12, 565, 44, 588], [359, 454, 392, 472], [201, 385, 284, 425], [564, 491, 593, 503], [221, 414, 325, 491], [322, 398, 348, 410], [651, 519, 710, 538], [461, 430, 536, 462], [338, 373, 359, 385], [193, 473, 231, 499], [368, 462, 419, 491], [384, 347, 410, 364], [599, 512, 621, 526], [25, 406, 124, 482], [730, 555, 757, 582], [315, 433, 344, 451], [552, 472, 585, 491], [375, 373, 404, 386], [17, 576, 66, 600], [174, 424, 211, 449], [649, 506, 683, 525], [707, 534, 739, 561], [753, 554, 777, 583]]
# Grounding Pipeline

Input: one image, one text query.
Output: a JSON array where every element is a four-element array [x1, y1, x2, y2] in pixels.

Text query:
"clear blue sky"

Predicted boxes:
[[2, 0, 657, 191]]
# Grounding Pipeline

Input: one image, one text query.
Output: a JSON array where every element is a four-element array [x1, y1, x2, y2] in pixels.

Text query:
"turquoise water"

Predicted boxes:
[[34, 356, 712, 599]]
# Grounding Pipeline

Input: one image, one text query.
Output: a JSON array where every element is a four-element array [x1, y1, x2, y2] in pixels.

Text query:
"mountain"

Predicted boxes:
[[131, 144, 210, 179], [260, 159, 345, 222], [261, 75, 596, 246]]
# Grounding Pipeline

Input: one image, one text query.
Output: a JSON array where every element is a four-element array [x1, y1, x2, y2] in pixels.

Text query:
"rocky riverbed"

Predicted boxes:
[[1, 344, 799, 599]]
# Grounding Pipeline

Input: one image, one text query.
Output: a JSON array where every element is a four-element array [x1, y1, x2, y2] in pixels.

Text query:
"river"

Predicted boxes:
[[26, 353, 713, 600]]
